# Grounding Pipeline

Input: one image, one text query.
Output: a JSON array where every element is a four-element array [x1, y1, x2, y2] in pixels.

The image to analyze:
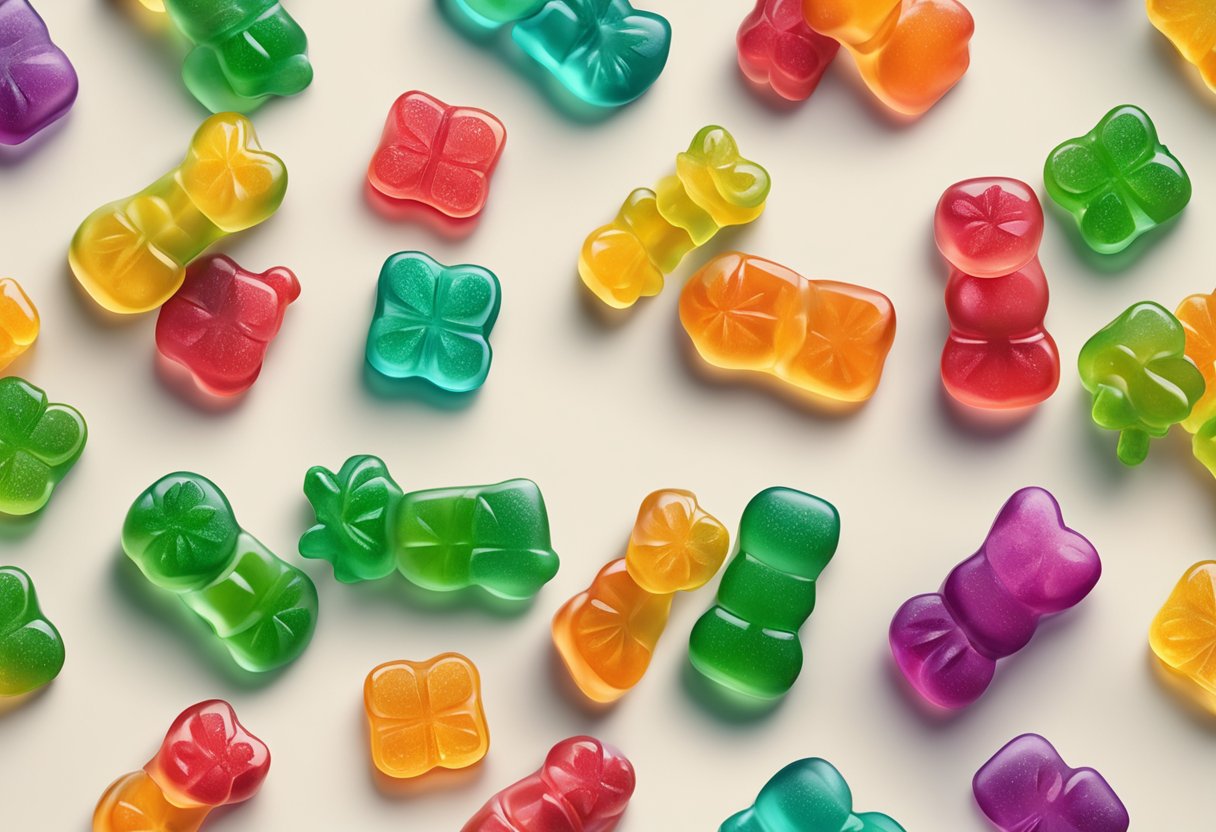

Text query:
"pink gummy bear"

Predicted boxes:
[[736, 0, 839, 101]]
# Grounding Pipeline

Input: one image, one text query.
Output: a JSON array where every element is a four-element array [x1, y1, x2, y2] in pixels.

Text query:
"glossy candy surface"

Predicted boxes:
[[1078, 302, 1204, 466], [70, 113, 287, 314], [1147, 1, 1216, 94], [461, 736, 635, 832], [889, 488, 1100, 710], [1150, 561, 1216, 699], [365, 252, 501, 393], [1044, 105, 1191, 255], [1175, 290, 1216, 474], [0, 0, 77, 145], [688, 487, 839, 700], [0, 278, 38, 370], [737, 0, 840, 101], [0, 566, 64, 696], [122, 472, 318, 672], [624, 489, 729, 594], [0, 376, 87, 516], [721, 757, 905, 832], [364, 653, 489, 779], [156, 255, 299, 397], [681, 253, 896, 403], [973, 734, 1129, 832]]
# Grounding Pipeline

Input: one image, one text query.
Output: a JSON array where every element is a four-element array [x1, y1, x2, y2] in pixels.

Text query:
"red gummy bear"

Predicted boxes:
[[461, 736, 635, 832], [368, 90, 506, 219], [737, 0, 839, 101], [156, 255, 299, 397]]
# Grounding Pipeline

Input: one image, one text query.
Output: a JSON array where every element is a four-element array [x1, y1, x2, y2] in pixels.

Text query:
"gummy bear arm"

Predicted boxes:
[[1116, 428, 1151, 466]]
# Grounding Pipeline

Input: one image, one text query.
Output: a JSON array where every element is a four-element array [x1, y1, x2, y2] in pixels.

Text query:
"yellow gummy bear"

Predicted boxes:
[[1150, 562, 1216, 706], [1148, 0, 1216, 94], [69, 113, 287, 314], [0, 279, 38, 370]]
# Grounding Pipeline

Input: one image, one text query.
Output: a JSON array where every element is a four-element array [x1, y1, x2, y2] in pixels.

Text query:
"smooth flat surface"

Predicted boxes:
[[2, 1, 1215, 828]]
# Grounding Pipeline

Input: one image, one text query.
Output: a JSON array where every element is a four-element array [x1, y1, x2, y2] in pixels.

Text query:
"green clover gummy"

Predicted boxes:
[[301, 454, 559, 601], [0, 376, 87, 516], [1079, 302, 1205, 466], [1044, 105, 1191, 255], [0, 566, 64, 697], [122, 472, 318, 673]]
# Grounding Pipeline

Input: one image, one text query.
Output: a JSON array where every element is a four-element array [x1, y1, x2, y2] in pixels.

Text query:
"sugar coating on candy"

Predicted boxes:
[[0, 0, 78, 145], [0, 279, 38, 370], [737, 0, 840, 101], [0, 376, 87, 517], [0, 566, 64, 697], [300, 455, 403, 584], [934, 178, 1043, 279], [1147, 1, 1216, 94], [1150, 561, 1216, 698]]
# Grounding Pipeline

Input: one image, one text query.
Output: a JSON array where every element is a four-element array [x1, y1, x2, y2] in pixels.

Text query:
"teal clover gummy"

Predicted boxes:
[[721, 758, 905, 832], [1044, 105, 1191, 255], [0, 567, 65, 697], [0, 376, 86, 516], [365, 252, 501, 394]]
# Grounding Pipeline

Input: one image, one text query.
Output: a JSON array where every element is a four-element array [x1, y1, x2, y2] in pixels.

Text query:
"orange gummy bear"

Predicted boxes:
[[1150, 562, 1216, 700], [625, 489, 729, 595], [0, 278, 38, 370], [93, 771, 209, 832]]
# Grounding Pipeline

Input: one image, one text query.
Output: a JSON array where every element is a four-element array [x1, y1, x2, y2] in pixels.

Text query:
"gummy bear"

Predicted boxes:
[[365, 252, 501, 393], [462, 736, 635, 832], [737, 0, 840, 101], [1150, 561, 1216, 701], [889, 488, 1100, 710], [580, 127, 771, 309], [721, 757, 905, 832], [680, 252, 896, 404], [364, 653, 489, 779], [94, 699, 270, 832], [934, 178, 1059, 410], [803, 0, 973, 116], [0, 376, 87, 516], [0, 566, 64, 696], [70, 113, 288, 315], [1147, 1, 1216, 95], [1044, 105, 1191, 255], [0, 278, 38, 370], [300, 454, 559, 601], [368, 91, 506, 220], [156, 255, 299, 397], [973, 734, 1129, 832], [624, 489, 730, 594], [0, 0, 77, 145], [1175, 290, 1216, 475], [688, 487, 839, 700], [122, 472, 318, 672], [1078, 301, 1204, 466]]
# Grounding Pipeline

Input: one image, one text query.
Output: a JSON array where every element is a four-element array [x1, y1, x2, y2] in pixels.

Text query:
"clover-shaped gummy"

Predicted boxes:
[[0, 376, 86, 516], [299, 454, 403, 583], [0, 566, 64, 697]]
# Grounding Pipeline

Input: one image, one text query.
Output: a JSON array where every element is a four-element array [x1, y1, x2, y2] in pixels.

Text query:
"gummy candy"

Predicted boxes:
[[0, 566, 64, 696], [973, 734, 1129, 832], [1147, 1, 1216, 95], [461, 735, 635, 832], [367, 91, 506, 220], [803, 0, 973, 116], [889, 487, 1100, 710], [624, 489, 730, 595], [0, 0, 77, 146], [122, 472, 318, 672], [680, 252, 896, 404], [721, 757, 905, 832], [1078, 302, 1204, 466], [737, 0, 840, 101], [94, 699, 270, 832], [934, 178, 1059, 409], [365, 252, 501, 393], [0, 279, 38, 370], [0, 376, 86, 516], [1175, 290, 1216, 475], [1150, 561, 1216, 701], [301, 454, 559, 601], [1044, 105, 1191, 255], [580, 127, 771, 309], [70, 113, 287, 315], [450, 0, 670, 108], [156, 255, 299, 397], [688, 487, 839, 700]]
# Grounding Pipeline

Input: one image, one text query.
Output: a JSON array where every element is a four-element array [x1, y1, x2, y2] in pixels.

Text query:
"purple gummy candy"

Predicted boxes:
[[973, 734, 1129, 832], [0, 0, 78, 145], [888, 487, 1100, 709]]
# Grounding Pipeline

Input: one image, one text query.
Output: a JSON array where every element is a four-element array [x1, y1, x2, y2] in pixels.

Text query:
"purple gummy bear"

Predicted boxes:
[[888, 487, 1100, 709], [973, 734, 1129, 832], [0, 0, 77, 145]]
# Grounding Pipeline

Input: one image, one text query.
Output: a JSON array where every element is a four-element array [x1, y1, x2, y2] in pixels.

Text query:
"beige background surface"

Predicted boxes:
[[2, 1, 1214, 828]]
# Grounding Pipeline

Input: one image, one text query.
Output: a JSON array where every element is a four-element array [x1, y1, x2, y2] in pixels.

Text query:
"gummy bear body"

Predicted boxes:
[[0, 0, 77, 145], [737, 0, 839, 101], [721, 758, 905, 832]]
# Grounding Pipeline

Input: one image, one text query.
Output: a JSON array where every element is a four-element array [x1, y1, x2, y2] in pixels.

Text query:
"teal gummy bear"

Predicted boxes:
[[721, 758, 905, 832], [688, 487, 839, 700], [0, 566, 65, 697], [453, 0, 545, 27], [365, 252, 501, 394], [300, 454, 560, 601], [0, 377, 86, 517], [122, 472, 318, 673]]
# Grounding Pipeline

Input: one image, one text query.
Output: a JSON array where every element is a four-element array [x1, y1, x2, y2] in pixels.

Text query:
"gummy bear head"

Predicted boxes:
[[737, 487, 840, 580], [179, 113, 287, 233], [679, 125, 771, 213], [541, 736, 636, 824], [934, 177, 1043, 278]]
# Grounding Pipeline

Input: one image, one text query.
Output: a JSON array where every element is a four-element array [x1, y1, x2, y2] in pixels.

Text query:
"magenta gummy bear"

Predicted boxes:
[[0, 0, 78, 145], [888, 487, 1100, 709], [974, 734, 1129, 832]]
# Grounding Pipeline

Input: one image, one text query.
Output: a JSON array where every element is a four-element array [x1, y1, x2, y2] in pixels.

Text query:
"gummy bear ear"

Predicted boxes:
[[715, 159, 771, 209], [689, 125, 740, 165]]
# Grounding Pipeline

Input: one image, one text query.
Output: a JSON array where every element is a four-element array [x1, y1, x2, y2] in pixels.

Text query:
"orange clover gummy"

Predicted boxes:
[[1150, 561, 1216, 701], [624, 489, 729, 594], [1148, 1, 1216, 94]]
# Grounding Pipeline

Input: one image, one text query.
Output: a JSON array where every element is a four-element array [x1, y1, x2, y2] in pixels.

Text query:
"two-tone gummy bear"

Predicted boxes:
[[0, 0, 77, 145], [737, 0, 840, 101], [0, 279, 38, 371], [0, 566, 64, 697], [0, 376, 87, 516]]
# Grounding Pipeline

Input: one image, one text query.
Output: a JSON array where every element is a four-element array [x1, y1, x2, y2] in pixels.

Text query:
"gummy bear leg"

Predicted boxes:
[[180, 47, 268, 114]]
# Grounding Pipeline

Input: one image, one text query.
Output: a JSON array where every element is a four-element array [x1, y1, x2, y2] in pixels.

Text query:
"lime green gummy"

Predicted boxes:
[[0, 567, 64, 697], [688, 487, 839, 700], [0, 376, 87, 517]]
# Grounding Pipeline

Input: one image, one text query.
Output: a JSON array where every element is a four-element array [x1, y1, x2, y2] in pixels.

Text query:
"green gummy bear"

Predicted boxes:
[[688, 487, 839, 700], [1078, 302, 1205, 466], [300, 455, 560, 601], [1044, 105, 1191, 255], [0, 567, 64, 697], [721, 758, 905, 832], [0, 376, 87, 517], [123, 472, 318, 673]]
